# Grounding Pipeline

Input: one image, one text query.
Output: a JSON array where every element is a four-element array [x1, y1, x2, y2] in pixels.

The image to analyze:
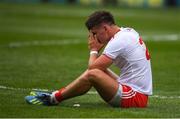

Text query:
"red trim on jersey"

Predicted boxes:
[[139, 37, 151, 60], [146, 48, 151, 60], [139, 37, 144, 45], [121, 85, 148, 108], [102, 54, 113, 60]]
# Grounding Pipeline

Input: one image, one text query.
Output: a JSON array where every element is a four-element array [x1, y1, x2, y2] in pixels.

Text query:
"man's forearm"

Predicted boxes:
[[88, 53, 98, 67]]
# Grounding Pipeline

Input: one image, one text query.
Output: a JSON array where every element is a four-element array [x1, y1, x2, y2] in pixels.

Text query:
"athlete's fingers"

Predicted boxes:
[[94, 35, 100, 43]]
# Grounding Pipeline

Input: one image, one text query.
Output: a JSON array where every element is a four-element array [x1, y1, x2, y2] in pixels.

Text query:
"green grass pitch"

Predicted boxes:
[[0, 3, 180, 118]]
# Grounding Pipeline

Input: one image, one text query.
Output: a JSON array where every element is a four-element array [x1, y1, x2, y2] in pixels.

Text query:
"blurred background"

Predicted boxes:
[[0, 0, 180, 7]]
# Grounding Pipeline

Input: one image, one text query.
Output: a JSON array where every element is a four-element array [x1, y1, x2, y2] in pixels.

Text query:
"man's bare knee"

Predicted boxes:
[[78, 70, 90, 82], [88, 69, 103, 79]]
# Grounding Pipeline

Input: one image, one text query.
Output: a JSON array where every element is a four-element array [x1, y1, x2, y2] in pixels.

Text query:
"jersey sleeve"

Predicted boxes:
[[103, 37, 125, 60]]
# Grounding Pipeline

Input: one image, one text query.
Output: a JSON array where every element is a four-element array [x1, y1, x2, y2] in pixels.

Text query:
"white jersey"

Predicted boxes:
[[103, 27, 152, 95]]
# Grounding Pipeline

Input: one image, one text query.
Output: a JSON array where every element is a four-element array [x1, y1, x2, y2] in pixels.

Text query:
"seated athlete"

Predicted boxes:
[[25, 11, 152, 108]]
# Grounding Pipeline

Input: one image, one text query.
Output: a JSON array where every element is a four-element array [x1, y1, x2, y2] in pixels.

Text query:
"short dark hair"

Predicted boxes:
[[85, 11, 115, 30]]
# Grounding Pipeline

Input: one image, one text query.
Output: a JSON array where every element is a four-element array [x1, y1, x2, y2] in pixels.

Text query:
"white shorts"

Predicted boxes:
[[108, 84, 122, 107]]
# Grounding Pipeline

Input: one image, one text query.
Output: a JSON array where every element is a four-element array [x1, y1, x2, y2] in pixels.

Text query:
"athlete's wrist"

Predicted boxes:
[[90, 50, 98, 55]]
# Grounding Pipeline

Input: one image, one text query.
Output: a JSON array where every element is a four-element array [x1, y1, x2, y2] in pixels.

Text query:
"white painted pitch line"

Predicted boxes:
[[142, 34, 180, 41], [8, 39, 85, 48], [151, 95, 180, 99], [0, 85, 180, 99], [0, 85, 47, 92], [5, 34, 180, 48]]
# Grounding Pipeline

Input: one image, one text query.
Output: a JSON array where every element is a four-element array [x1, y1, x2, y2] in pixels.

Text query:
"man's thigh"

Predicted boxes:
[[88, 69, 119, 102]]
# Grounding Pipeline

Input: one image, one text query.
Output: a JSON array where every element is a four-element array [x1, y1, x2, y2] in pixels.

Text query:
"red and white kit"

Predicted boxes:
[[103, 27, 152, 107]]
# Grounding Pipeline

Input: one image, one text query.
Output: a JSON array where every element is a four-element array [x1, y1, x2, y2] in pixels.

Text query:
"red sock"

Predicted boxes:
[[54, 88, 65, 102]]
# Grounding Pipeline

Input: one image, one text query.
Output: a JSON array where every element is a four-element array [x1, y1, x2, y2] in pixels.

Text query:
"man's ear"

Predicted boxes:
[[103, 24, 107, 31], [103, 24, 110, 32]]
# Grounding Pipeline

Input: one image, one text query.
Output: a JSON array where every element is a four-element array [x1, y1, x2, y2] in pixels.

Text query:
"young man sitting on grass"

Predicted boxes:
[[26, 11, 152, 108]]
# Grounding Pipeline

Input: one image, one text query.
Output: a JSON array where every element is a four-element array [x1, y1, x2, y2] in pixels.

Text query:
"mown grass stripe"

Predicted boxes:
[[0, 85, 180, 99]]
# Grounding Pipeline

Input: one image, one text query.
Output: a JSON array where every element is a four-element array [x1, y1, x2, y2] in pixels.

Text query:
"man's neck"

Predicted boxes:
[[109, 25, 120, 40]]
